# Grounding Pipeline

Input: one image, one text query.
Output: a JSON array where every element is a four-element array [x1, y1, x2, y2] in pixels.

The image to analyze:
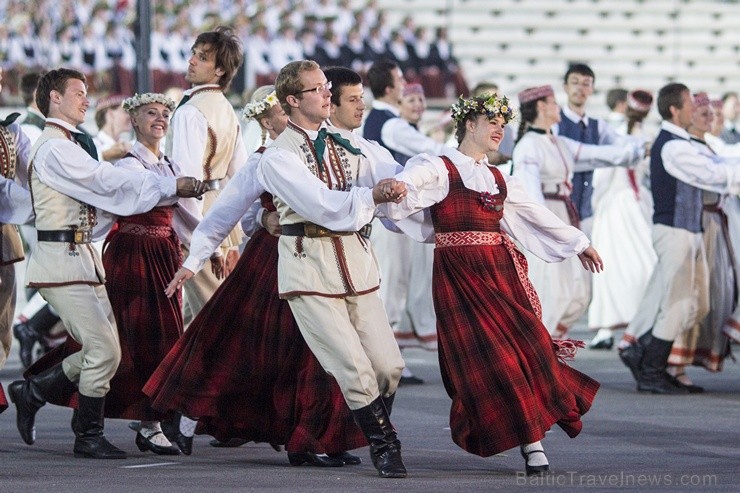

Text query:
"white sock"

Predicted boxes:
[[593, 328, 613, 341], [179, 416, 197, 437], [521, 441, 549, 467], [140, 422, 173, 447]]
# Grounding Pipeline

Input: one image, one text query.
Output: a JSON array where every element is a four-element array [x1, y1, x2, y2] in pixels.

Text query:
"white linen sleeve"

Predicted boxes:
[[663, 140, 740, 195], [500, 174, 590, 262], [256, 148, 377, 231], [33, 141, 177, 217], [511, 140, 546, 205], [0, 175, 33, 224], [380, 117, 450, 157], [379, 153, 450, 220], [559, 136, 642, 172]]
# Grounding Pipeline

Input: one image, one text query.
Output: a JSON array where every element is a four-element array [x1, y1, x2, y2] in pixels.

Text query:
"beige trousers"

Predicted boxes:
[[0, 263, 16, 369], [41, 284, 121, 397], [288, 292, 405, 410], [624, 224, 709, 342]]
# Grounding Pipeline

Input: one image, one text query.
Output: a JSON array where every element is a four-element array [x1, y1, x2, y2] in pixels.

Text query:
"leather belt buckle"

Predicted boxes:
[[74, 229, 92, 244]]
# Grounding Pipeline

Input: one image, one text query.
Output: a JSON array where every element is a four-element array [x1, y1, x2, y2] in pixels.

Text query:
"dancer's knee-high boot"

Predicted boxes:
[[73, 394, 127, 459], [352, 396, 407, 478]]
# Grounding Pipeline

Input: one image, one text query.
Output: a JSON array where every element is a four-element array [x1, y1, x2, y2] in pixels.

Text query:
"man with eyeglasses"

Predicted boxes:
[[256, 60, 408, 479]]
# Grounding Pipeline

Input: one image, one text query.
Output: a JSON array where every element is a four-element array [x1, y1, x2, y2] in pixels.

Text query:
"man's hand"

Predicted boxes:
[[164, 267, 195, 297], [578, 246, 604, 273], [102, 142, 133, 162], [372, 178, 408, 204], [211, 253, 225, 279], [224, 249, 239, 277], [176, 177, 209, 198], [261, 211, 282, 236]]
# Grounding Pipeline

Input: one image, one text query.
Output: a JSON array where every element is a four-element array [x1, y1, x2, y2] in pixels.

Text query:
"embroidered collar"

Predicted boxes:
[[184, 84, 221, 97], [527, 127, 547, 135]]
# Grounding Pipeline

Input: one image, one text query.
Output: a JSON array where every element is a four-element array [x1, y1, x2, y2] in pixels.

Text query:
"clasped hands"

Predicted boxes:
[[176, 177, 210, 198], [372, 178, 407, 205]]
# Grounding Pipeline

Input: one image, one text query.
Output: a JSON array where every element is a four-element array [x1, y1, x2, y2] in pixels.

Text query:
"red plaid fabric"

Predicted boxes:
[[430, 158, 599, 457], [26, 207, 183, 420], [0, 384, 7, 414], [143, 193, 365, 453]]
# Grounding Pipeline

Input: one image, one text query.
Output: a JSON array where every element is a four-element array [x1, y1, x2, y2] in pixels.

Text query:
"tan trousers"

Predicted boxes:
[[288, 292, 405, 410], [624, 224, 709, 342], [181, 245, 222, 326], [0, 263, 16, 369], [41, 284, 121, 397]]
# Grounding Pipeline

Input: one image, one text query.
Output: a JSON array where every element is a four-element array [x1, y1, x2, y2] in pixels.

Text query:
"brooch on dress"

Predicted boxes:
[[480, 191, 503, 211]]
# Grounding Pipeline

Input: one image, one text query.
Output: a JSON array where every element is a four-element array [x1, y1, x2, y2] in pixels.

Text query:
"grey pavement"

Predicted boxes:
[[1, 329, 738, 493]]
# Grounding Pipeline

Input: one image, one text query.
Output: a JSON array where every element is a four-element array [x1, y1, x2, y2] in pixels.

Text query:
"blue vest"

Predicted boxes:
[[558, 112, 599, 220], [363, 108, 406, 164], [650, 129, 703, 233]]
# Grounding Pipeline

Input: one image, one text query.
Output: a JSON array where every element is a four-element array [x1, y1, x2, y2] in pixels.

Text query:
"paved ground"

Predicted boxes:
[[1, 328, 738, 493]]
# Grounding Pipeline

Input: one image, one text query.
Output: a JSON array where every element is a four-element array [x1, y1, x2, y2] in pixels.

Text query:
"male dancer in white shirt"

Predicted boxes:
[[166, 26, 247, 321], [8, 68, 207, 458]]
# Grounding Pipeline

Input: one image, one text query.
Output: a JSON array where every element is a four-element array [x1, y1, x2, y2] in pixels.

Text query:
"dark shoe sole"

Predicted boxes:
[[288, 452, 343, 467]]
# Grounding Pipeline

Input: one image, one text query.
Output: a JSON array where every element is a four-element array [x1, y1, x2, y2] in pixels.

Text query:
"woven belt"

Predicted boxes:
[[282, 222, 356, 238], [204, 179, 221, 191], [37, 229, 92, 244], [435, 231, 502, 248], [118, 223, 173, 238]]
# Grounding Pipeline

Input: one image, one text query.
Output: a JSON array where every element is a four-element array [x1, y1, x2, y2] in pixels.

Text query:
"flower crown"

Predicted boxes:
[[122, 93, 176, 113], [450, 94, 516, 124], [242, 91, 279, 121]]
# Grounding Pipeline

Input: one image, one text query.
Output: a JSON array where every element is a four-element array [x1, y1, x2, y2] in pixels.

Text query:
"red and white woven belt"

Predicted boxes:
[[434, 231, 542, 320], [118, 223, 173, 238]]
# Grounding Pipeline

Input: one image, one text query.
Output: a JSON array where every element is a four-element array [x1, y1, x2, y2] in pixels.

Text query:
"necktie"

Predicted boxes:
[[72, 131, 99, 160], [578, 120, 587, 140], [0, 112, 21, 127], [312, 128, 363, 172], [176, 94, 191, 110]]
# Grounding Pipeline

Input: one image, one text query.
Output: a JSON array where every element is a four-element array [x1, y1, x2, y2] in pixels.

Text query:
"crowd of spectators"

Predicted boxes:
[[0, 0, 468, 104]]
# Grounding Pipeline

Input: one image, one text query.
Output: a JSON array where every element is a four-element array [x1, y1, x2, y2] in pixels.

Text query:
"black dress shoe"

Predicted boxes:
[[587, 336, 614, 350], [209, 438, 248, 448], [667, 374, 705, 394], [398, 375, 424, 386], [521, 448, 549, 476], [136, 431, 181, 455], [162, 414, 193, 455], [328, 451, 362, 465], [287, 451, 343, 467]]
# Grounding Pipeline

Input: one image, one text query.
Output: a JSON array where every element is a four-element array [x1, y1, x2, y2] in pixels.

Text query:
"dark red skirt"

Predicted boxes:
[[143, 229, 365, 454], [0, 384, 7, 414], [433, 243, 599, 457], [26, 210, 183, 421]]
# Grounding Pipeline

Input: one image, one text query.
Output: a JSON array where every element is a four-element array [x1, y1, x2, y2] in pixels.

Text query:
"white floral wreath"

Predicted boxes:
[[450, 94, 516, 124], [242, 91, 278, 121], [122, 93, 176, 114]]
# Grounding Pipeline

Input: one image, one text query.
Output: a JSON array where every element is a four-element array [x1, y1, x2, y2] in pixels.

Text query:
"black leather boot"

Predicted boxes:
[[382, 393, 396, 416], [352, 396, 407, 478], [637, 337, 689, 394], [12, 321, 40, 369], [8, 363, 77, 445], [619, 332, 652, 383], [73, 395, 127, 459]]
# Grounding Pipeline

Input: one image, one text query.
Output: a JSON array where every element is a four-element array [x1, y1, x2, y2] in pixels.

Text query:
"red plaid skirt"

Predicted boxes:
[[0, 384, 7, 414], [26, 208, 183, 420], [433, 241, 599, 457], [143, 228, 365, 453]]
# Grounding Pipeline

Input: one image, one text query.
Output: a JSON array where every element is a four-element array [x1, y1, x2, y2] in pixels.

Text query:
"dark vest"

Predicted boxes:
[[363, 108, 406, 164], [650, 129, 703, 233], [558, 111, 599, 220]]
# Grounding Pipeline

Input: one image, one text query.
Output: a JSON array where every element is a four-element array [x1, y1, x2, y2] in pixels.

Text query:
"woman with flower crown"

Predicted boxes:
[[381, 93, 602, 475], [25, 92, 201, 455], [141, 86, 366, 466]]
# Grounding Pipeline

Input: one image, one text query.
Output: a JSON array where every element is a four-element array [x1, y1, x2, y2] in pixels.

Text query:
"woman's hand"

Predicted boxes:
[[578, 246, 604, 273], [165, 267, 195, 297], [211, 254, 226, 280]]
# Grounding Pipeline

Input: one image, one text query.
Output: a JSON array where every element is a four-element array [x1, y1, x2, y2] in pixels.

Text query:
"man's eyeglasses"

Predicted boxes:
[[297, 81, 332, 95]]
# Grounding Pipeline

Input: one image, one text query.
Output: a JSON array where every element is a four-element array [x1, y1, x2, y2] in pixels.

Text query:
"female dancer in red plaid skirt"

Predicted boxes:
[[381, 94, 602, 475], [142, 86, 366, 466]]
